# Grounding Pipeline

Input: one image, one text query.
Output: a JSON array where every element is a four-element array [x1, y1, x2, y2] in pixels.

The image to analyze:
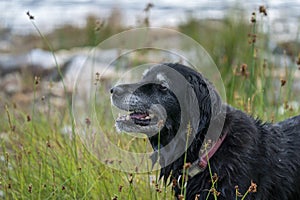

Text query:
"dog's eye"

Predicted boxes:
[[158, 84, 168, 91]]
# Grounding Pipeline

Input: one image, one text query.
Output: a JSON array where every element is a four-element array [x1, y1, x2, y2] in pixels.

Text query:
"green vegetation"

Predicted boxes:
[[1, 6, 299, 200], [179, 9, 299, 120]]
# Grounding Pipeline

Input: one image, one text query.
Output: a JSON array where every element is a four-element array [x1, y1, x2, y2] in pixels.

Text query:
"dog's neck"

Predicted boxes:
[[149, 121, 209, 184], [183, 131, 228, 178], [151, 105, 229, 184]]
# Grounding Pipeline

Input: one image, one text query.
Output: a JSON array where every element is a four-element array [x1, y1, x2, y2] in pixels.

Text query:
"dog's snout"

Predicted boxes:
[[110, 86, 124, 96]]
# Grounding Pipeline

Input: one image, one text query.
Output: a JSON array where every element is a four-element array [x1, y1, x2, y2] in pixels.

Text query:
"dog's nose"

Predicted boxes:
[[110, 86, 124, 95], [110, 87, 114, 94]]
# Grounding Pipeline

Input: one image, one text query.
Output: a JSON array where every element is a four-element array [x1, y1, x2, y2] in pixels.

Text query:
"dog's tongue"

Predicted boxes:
[[130, 112, 148, 119]]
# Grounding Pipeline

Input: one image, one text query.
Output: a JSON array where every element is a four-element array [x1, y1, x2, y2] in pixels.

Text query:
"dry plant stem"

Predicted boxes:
[[31, 78, 37, 142], [204, 145, 218, 200], [4, 105, 14, 133], [29, 20, 78, 163], [155, 128, 161, 200], [180, 122, 191, 198], [249, 14, 257, 102], [241, 190, 250, 200]]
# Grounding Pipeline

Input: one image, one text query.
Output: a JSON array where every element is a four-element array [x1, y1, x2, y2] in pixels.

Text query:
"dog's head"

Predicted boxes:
[[110, 65, 178, 136], [111, 63, 223, 178]]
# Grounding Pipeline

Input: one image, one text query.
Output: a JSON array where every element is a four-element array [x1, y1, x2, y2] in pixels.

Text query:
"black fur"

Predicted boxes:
[[112, 63, 300, 199]]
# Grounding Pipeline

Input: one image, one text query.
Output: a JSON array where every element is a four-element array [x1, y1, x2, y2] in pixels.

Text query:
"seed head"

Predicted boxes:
[[172, 178, 177, 188], [259, 5, 267, 16], [236, 63, 250, 78], [27, 115, 31, 122], [212, 173, 218, 182], [248, 180, 257, 193], [94, 20, 104, 32], [85, 117, 91, 127], [284, 101, 289, 110], [280, 79, 286, 87], [34, 76, 40, 85], [128, 173, 133, 184], [95, 72, 100, 81], [118, 185, 123, 192], [297, 53, 300, 65], [235, 185, 242, 197], [251, 12, 256, 23], [144, 3, 154, 12], [183, 162, 191, 169], [28, 184, 32, 193], [263, 59, 267, 68], [46, 141, 51, 148], [26, 11, 34, 20], [209, 188, 220, 196], [112, 196, 118, 200]]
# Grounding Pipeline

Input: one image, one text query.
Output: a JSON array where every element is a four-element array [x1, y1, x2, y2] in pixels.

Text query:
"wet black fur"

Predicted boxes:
[[116, 63, 300, 199]]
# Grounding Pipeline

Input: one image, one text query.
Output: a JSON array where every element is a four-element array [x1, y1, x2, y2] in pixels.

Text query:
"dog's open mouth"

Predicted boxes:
[[117, 111, 154, 126], [114, 104, 167, 135]]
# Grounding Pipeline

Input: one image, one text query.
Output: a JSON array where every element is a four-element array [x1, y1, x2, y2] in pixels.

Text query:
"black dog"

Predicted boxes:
[[110, 63, 300, 200]]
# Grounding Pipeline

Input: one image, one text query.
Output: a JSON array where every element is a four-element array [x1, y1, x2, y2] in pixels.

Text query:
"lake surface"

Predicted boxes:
[[1, 0, 300, 41]]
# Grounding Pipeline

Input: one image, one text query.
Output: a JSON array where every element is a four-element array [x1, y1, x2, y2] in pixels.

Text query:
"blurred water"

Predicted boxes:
[[1, 0, 300, 40]]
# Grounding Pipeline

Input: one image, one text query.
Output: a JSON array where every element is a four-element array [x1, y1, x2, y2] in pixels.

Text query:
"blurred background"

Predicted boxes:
[[1, 0, 300, 37], [1, 1, 300, 120]]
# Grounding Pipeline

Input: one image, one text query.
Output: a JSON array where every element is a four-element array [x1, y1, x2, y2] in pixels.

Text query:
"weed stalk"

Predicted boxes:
[[28, 16, 78, 163]]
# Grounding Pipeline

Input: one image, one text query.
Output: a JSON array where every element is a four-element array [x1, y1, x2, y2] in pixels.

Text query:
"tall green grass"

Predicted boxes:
[[179, 7, 299, 121]]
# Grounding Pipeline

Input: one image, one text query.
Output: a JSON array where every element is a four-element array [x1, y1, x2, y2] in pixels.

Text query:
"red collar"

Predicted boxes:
[[187, 132, 228, 178]]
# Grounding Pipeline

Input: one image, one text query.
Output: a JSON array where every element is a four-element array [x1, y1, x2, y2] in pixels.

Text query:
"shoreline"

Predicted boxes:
[[1, 1, 300, 41]]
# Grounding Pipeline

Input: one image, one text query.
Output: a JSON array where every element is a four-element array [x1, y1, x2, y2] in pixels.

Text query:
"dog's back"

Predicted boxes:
[[276, 115, 300, 134], [274, 115, 300, 199]]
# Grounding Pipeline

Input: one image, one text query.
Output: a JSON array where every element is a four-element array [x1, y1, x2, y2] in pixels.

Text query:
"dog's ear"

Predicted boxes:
[[186, 74, 222, 133], [207, 81, 222, 118]]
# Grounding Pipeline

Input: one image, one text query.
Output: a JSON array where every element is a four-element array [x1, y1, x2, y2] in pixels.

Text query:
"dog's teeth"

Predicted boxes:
[[126, 115, 130, 121], [145, 116, 150, 119]]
